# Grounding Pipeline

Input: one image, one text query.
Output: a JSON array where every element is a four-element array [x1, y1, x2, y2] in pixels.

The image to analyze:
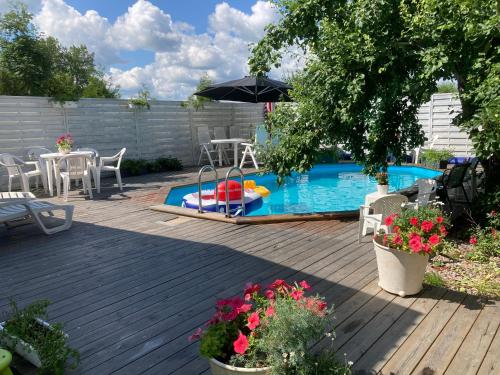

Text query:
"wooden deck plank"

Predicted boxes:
[[445, 301, 500, 375], [476, 319, 500, 375]]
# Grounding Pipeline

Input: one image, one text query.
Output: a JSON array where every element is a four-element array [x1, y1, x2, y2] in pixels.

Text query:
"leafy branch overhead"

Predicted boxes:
[[181, 73, 215, 111], [248, 0, 498, 186]]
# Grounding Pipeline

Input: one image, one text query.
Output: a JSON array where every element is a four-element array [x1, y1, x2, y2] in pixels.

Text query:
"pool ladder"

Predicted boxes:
[[197, 166, 245, 218]]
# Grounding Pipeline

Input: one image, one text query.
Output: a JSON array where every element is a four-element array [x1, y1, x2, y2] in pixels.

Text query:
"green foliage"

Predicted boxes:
[[248, 0, 498, 184], [315, 146, 342, 164], [120, 156, 182, 177], [471, 191, 500, 227], [467, 210, 500, 262], [0, 299, 79, 375], [181, 73, 214, 111], [421, 149, 454, 168], [436, 82, 458, 94], [200, 323, 238, 361], [424, 272, 445, 287], [129, 86, 152, 109], [0, 3, 119, 101], [375, 172, 388, 185]]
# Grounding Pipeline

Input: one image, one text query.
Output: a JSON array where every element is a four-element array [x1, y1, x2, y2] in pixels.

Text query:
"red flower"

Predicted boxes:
[[238, 304, 252, 314], [217, 297, 251, 321], [291, 288, 304, 301], [469, 236, 478, 245], [299, 280, 311, 290], [409, 235, 423, 253], [383, 234, 388, 246], [429, 234, 440, 245], [233, 332, 249, 354], [410, 217, 419, 226], [188, 327, 202, 342], [270, 279, 291, 290], [392, 234, 403, 245], [247, 312, 260, 330], [265, 305, 275, 317], [264, 289, 275, 299], [436, 216, 444, 224], [243, 283, 261, 300], [317, 301, 327, 311], [384, 215, 395, 227], [393, 225, 400, 233], [422, 243, 432, 253], [439, 225, 448, 236], [421, 220, 434, 233]]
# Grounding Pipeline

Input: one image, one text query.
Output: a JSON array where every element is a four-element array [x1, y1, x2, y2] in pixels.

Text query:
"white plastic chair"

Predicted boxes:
[[213, 127, 230, 164], [358, 194, 408, 243], [406, 179, 437, 209], [0, 153, 43, 192], [25, 147, 53, 192], [91, 148, 126, 193], [197, 127, 218, 167], [239, 124, 269, 170], [55, 154, 94, 201], [77, 148, 99, 188], [0, 192, 73, 235]]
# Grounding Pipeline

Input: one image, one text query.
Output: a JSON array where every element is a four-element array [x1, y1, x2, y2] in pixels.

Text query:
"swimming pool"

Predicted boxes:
[[164, 164, 441, 217]]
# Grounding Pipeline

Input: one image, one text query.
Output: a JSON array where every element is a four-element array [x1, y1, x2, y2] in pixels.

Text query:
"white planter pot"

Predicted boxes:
[[376, 184, 389, 195], [0, 318, 66, 368], [373, 239, 429, 297], [209, 358, 270, 375]]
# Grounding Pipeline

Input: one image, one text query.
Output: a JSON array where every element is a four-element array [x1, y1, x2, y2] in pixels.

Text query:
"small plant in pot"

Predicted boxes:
[[373, 204, 450, 297], [189, 280, 352, 374], [0, 299, 79, 375], [55, 133, 73, 154], [375, 171, 389, 194]]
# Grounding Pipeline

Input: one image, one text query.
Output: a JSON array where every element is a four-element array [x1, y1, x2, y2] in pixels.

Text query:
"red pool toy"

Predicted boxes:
[[217, 180, 243, 201]]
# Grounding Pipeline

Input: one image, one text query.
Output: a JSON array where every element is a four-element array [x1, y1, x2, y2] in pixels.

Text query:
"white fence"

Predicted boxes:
[[417, 93, 473, 156], [0, 95, 264, 167]]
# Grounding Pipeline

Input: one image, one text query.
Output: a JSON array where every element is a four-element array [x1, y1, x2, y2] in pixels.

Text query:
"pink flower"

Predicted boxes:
[[383, 234, 388, 246], [265, 305, 275, 317], [439, 225, 448, 236], [233, 332, 249, 354], [410, 217, 419, 226], [384, 215, 395, 226], [422, 243, 432, 253], [269, 279, 291, 290], [291, 288, 304, 301], [392, 234, 403, 245], [247, 312, 260, 330], [264, 289, 275, 299], [299, 280, 311, 290], [409, 235, 423, 253], [188, 327, 202, 342], [243, 283, 261, 300], [393, 225, 400, 233], [469, 236, 478, 245], [429, 234, 440, 245], [436, 216, 444, 224], [421, 220, 434, 233]]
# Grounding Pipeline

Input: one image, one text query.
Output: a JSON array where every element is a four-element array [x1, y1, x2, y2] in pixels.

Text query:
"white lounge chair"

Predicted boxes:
[[55, 154, 94, 201], [358, 194, 408, 243], [406, 179, 437, 209], [90, 148, 126, 193], [0, 192, 74, 235], [0, 153, 43, 192], [239, 124, 269, 170]]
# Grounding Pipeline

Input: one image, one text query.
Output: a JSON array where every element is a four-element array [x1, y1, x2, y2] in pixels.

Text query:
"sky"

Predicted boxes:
[[0, 0, 303, 99]]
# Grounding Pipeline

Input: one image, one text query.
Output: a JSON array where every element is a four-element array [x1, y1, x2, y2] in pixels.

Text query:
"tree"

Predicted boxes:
[[0, 2, 120, 101], [181, 73, 215, 110], [249, 0, 498, 190]]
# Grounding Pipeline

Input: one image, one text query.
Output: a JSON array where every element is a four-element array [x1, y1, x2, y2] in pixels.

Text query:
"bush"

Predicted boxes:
[[467, 210, 499, 262], [120, 156, 183, 177], [421, 149, 454, 168]]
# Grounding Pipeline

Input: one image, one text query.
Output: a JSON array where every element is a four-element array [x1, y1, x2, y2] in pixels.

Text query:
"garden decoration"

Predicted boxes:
[[375, 172, 389, 194], [56, 133, 73, 154]]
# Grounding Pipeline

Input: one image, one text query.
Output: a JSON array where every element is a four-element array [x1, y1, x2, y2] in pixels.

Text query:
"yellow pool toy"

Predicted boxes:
[[244, 180, 256, 189], [254, 186, 271, 197]]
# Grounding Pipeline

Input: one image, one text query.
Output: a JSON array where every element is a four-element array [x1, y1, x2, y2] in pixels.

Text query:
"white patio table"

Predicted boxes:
[[40, 151, 94, 196], [210, 138, 248, 167]]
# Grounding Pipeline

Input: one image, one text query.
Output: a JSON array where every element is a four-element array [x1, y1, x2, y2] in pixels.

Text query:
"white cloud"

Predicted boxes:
[[29, 0, 303, 99]]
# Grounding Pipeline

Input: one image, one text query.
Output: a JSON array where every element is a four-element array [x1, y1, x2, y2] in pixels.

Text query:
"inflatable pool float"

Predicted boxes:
[[182, 180, 263, 215]]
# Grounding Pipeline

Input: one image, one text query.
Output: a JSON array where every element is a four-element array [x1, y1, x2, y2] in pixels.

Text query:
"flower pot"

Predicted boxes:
[[209, 358, 270, 375], [58, 147, 70, 154], [0, 318, 61, 368], [376, 184, 389, 195], [373, 239, 429, 297]]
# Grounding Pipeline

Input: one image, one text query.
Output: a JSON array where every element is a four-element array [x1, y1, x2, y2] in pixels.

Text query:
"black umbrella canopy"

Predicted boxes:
[[194, 76, 292, 103]]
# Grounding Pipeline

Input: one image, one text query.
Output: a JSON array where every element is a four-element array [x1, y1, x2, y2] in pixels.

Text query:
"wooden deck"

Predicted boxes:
[[0, 170, 498, 375]]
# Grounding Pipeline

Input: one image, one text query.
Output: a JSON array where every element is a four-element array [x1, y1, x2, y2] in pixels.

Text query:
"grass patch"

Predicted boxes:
[[424, 272, 445, 287]]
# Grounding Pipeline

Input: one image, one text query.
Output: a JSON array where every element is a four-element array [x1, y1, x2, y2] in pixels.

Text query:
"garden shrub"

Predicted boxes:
[[120, 156, 182, 176], [468, 210, 499, 262]]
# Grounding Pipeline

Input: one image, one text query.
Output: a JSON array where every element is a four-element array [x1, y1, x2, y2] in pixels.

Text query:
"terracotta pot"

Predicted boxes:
[[373, 238, 429, 297], [376, 184, 389, 195], [209, 358, 270, 375]]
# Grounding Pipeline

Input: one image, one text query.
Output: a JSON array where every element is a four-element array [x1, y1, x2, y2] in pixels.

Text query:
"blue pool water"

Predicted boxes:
[[165, 164, 441, 216]]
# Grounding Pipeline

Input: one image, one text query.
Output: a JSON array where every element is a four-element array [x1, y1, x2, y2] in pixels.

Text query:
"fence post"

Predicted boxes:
[[134, 108, 141, 159], [188, 107, 197, 166]]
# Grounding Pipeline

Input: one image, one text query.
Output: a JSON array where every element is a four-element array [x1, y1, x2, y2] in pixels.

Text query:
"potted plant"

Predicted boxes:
[[373, 204, 449, 297], [421, 149, 454, 169], [189, 280, 352, 374], [375, 171, 389, 194], [0, 300, 79, 375], [55, 133, 73, 154]]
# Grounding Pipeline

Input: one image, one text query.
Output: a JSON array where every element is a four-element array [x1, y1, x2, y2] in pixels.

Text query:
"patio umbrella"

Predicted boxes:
[[194, 76, 292, 103]]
